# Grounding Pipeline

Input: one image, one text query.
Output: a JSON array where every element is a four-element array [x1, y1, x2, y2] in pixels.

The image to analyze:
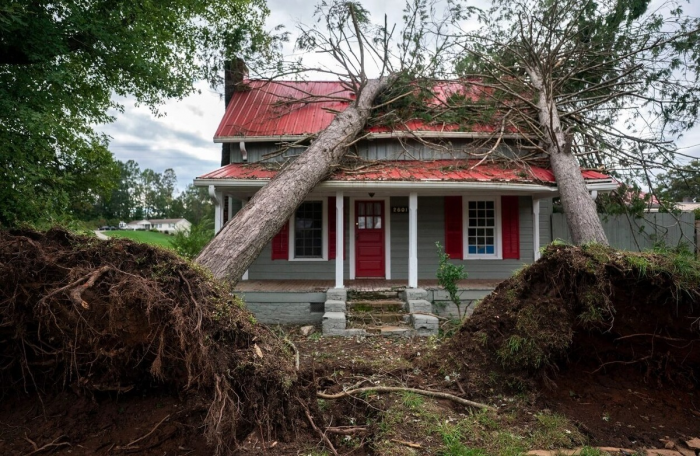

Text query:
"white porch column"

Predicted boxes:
[[408, 192, 418, 288], [241, 197, 249, 281], [227, 195, 233, 222], [209, 185, 222, 234], [532, 198, 541, 261], [335, 192, 344, 289]]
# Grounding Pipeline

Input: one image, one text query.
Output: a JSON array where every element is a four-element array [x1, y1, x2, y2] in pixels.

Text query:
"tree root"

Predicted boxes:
[[116, 414, 170, 450], [317, 386, 496, 411], [68, 265, 112, 309], [298, 398, 338, 456], [23, 434, 71, 455]]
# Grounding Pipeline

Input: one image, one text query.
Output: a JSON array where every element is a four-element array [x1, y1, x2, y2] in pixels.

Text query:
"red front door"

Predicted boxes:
[[355, 201, 385, 278]]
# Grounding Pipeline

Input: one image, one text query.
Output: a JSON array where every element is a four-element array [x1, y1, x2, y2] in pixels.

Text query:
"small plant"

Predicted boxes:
[[401, 391, 424, 409], [436, 242, 468, 319], [169, 219, 214, 259]]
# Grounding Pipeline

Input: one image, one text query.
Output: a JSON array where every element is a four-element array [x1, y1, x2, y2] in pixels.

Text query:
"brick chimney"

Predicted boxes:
[[221, 58, 248, 166]]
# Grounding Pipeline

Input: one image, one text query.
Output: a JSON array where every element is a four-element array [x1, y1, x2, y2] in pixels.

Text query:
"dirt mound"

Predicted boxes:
[[0, 228, 306, 454], [438, 243, 700, 445]]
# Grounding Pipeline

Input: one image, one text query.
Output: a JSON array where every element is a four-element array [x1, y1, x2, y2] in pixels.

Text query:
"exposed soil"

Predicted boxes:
[[1, 234, 699, 455], [0, 228, 310, 455], [439, 243, 700, 449]]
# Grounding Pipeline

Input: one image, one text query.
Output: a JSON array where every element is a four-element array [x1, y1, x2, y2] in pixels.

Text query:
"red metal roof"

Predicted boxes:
[[215, 80, 507, 140], [198, 160, 612, 185], [215, 81, 354, 139]]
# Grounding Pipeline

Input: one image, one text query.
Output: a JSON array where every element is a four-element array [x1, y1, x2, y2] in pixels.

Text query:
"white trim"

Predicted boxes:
[[194, 178, 617, 195], [462, 196, 502, 260], [335, 192, 344, 289], [532, 198, 541, 262], [195, 178, 563, 193], [214, 131, 529, 143], [349, 196, 391, 279], [349, 202, 355, 280], [227, 195, 233, 222], [385, 198, 391, 280], [408, 193, 418, 288], [214, 190, 223, 234], [288, 198, 328, 261], [241, 197, 249, 281]]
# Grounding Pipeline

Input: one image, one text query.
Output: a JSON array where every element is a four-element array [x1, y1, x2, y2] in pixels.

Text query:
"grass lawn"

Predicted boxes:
[[104, 230, 174, 248]]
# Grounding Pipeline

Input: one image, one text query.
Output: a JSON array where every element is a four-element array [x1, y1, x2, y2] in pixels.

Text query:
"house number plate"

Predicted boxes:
[[392, 206, 409, 213]]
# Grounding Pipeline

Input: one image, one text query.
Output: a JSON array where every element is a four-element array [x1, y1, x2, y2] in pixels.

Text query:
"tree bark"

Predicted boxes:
[[528, 67, 608, 246], [196, 76, 394, 282]]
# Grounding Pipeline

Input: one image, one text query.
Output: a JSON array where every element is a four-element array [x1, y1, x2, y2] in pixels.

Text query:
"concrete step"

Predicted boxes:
[[347, 311, 407, 324], [364, 325, 412, 337], [347, 300, 404, 312], [348, 290, 401, 301]]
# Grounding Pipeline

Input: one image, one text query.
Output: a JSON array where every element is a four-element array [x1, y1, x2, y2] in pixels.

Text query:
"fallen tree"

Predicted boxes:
[[0, 228, 308, 454], [437, 243, 700, 391], [196, 1, 400, 282], [451, 0, 700, 244], [196, 75, 393, 281]]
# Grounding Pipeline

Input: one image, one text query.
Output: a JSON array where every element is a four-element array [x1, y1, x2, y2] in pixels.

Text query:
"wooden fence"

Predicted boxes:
[[551, 212, 696, 252]]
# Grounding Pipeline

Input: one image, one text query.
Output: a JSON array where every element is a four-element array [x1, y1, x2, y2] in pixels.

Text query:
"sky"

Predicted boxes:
[[99, 0, 700, 193]]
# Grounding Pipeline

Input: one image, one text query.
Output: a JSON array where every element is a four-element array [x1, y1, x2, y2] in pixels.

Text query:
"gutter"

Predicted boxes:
[[194, 178, 617, 194], [213, 131, 530, 143]]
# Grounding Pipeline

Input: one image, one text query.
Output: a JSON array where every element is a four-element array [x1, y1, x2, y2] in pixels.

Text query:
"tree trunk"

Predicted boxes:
[[528, 67, 608, 245], [196, 77, 394, 282]]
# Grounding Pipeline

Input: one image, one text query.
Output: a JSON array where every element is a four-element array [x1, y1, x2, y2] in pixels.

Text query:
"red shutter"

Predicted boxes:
[[501, 196, 520, 259], [444, 196, 463, 259], [328, 197, 336, 259], [271, 221, 289, 260]]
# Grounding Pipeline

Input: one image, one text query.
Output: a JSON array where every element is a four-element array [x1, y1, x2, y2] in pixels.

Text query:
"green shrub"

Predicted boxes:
[[169, 219, 214, 259], [436, 242, 468, 319]]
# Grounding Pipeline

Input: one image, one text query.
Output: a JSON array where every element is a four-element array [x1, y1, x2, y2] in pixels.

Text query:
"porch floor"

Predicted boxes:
[[234, 279, 503, 293]]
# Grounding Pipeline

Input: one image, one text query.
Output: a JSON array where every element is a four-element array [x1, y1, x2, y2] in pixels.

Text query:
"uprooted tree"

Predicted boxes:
[[197, 0, 700, 282], [450, 0, 700, 244], [197, 0, 463, 281]]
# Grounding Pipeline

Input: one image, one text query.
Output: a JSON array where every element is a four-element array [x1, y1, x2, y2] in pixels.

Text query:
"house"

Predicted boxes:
[[124, 220, 151, 231], [193, 78, 617, 330], [148, 218, 191, 234], [124, 218, 191, 234]]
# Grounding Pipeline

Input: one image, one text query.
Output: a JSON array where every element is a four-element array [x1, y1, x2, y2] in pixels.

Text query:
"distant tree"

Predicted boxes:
[[656, 160, 700, 202], [173, 185, 215, 224], [0, 0, 273, 226], [97, 160, 142, 220]]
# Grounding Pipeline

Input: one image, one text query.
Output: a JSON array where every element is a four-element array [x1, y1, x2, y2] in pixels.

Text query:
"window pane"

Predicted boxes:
[[294, 201, 323, 258], [374, 217, 381, 229], [358, 217, 365, 229], [467, 200, 496, 256]]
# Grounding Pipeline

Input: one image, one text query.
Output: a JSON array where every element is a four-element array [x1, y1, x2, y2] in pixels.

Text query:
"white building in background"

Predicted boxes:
[[124, 218, 191, 234], [147, 218, 191, 234]]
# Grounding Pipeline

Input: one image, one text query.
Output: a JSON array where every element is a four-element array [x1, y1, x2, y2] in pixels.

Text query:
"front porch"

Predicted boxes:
[[234, 278, 502, 326], [234, 278, 503, 293]]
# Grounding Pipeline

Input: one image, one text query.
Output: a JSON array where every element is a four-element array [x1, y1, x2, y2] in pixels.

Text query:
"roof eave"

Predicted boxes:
[[213, 131, 529, 143]]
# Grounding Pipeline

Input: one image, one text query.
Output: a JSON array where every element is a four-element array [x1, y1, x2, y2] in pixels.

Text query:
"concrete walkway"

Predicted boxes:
[[94, 230, 109, 240]]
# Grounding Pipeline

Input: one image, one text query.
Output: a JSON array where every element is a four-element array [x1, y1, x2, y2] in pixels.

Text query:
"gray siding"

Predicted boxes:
[[390, 196, 535, 280], [248, 199, 351, 280], [246, 195, 548, 280], [233, 139, 525, 163], [551, 212, 695, 251], [539, 198, 553, 247]]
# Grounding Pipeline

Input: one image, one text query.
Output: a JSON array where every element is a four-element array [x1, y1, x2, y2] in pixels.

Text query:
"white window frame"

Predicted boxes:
[[462, 196, 502, 260], [288, 198, 328, 261]]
